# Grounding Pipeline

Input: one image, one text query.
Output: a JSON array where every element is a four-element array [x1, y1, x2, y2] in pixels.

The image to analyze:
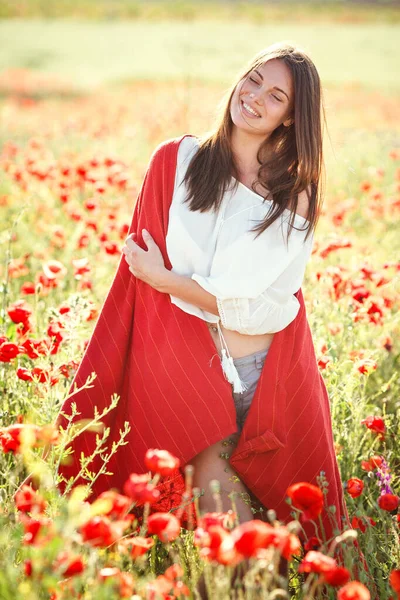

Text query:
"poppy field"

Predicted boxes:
[[0, 4, 400, 599]]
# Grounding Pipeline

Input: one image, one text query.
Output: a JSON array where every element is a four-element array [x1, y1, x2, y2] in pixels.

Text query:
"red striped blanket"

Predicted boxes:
[[55, 134, 375, 590]]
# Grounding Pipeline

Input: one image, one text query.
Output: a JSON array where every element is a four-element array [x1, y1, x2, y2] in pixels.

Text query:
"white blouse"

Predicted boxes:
[[165, 135, 314, 392]]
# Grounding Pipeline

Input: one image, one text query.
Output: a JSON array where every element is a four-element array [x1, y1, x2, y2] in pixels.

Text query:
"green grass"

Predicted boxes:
[[1, 0, 399, 23], [0, 19, 399, 92]]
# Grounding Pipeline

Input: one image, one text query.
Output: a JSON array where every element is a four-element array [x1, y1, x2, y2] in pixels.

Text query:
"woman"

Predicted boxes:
[[56, 42, 351, 550]]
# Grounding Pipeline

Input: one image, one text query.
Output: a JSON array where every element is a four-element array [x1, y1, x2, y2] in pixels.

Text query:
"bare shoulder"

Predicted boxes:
[[295, 184, 312, 220]]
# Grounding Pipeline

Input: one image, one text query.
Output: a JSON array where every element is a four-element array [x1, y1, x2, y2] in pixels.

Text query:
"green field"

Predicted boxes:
[[0, 5, 400, 599], [0, 19, 399, 91]]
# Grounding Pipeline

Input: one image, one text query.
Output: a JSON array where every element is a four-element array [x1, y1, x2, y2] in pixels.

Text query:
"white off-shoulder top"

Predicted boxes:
[[165, 135, 314, 392]]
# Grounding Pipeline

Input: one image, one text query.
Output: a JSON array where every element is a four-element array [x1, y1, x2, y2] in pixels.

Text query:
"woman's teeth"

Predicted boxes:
[[242, 101, 261, 118]]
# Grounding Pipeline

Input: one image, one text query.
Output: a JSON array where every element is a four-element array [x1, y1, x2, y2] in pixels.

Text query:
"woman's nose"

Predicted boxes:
[[249, 91, 262, 105]]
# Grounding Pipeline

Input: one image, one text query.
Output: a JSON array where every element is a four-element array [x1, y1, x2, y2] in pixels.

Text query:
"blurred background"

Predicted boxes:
[[0, 0, 399, 207]]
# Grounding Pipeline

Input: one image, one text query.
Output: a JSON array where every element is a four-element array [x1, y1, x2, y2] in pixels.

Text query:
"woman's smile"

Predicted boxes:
[[241, 99, 262, 119]]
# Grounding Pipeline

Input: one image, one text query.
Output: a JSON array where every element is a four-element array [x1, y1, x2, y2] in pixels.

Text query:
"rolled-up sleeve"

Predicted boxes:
[[191, 227, 314, 335]]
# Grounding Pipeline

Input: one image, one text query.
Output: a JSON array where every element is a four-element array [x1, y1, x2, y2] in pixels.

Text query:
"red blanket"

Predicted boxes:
[[55, 134, 373, 585]]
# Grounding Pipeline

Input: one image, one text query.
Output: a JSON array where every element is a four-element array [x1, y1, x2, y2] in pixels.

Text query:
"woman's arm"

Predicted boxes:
[[158, 270, 219, 316], [122, 230, 219, 316]]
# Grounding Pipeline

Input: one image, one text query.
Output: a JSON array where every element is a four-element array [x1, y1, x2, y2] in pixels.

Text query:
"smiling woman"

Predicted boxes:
[[53, 40, 376, 599]]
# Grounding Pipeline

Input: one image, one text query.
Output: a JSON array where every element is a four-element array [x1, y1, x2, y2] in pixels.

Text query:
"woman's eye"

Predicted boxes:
[[272, 95, 282, 102], [249, 77, 259, 84]]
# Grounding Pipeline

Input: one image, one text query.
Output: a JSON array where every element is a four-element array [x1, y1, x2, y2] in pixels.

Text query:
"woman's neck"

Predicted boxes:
[[230, 126, 271, 177]]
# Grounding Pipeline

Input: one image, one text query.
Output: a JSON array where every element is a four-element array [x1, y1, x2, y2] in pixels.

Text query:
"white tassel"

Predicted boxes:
[[220, 348, 249, 394], [214, 319, 249, 394]]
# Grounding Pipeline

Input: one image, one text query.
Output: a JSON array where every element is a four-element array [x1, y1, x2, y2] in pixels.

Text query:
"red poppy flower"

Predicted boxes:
[[42, 260, 67, 280], [194, 524, 239, 566], [303, 536, 322, 551], [7, 299, 33, 325], [147, 512, 181, 543], [53, 551, 85, 578], [361, 455, 383, 471], [351, 516, 376, 533], [19, 514, 54, 546], [361, 415, 385, 437], [346, 478, 364, 498], [337, 580, 371, 600], [356, 359, 377, 375], [298, 550, 337, 574], [0, 341, 21, 362], [14, 485, 47, 514], [164, 563, 184, 581], [118, 535, 154, 558], [94, 491, 131, 519], [98, 568, 135, 598], [321, 566, 350, 586], [199, 510, 237, 531], [378, 493, 399, 512], [24, 559, 33, 577], [230, 520, 275, 558], [80, 515, 131, 547], [286, 482, 324, 521], [123, 473, 160, 506], [389, 569, 400, 595], [144, 448, 180, 477], [0, 423, 58, 453]]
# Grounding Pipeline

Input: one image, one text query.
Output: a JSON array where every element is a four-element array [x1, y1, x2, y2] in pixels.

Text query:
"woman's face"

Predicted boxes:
[[230, 58, 294, 136]]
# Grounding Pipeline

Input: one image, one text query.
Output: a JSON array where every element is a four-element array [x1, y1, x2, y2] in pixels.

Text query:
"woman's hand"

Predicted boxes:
[[122, 229, 169, 291]]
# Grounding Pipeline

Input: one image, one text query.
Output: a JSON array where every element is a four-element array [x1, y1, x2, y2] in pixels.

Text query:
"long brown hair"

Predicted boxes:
[[180, 41, 326, 247]]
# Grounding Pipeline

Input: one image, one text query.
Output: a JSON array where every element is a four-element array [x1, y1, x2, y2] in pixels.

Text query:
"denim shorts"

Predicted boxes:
[[232, 347, 269, 434]]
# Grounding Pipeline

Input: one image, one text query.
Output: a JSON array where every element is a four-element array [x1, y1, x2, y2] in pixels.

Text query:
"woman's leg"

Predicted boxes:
[[191, 348, 269, 522], [190, 432, 255, 523]]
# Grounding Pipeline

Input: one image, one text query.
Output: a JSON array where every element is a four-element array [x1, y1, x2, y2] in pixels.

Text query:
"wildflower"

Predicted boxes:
[[144, 448, 180, 476], [24, 559, 33, 577], [286, 482, 324, 521], [14, 485, 47, 514], [164, 564, 184, 580], [98, 567, 135, 598], [360, 181, 372, 192], [199, 510, 237, 531], [123, 473, 160, 506], [378, 493, 399, 512], [321, 566, 350, 586], [42, 260, 67, 280], [230, 520, 274, 558], [298, 550, 337, 574], [346, 478, 364, 499], [19, 513, 55, 546], [118, 535, 154, 558], [147, 512, 181, 543], [361, 455, 383, 472], [91, 490, 131, 519], [7, 299, 33, 325], [375, 457, 394, 495], [194, 524, 239, 566], [379, 335, 393, 351], [0, 341, 21, 362], [355, 359, 377, 375], [19, 337, 49, 359], [79, 515, 131, 547], [303, 536, 322, 551], [351, 516, 376, 533], [389, 569, 400, 597], [53, 551, 85, 578], [337, 580, 370, 599], [0, 423, 59, 454], [47, 319, 65, 346], [361, 415, 385, 439]]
